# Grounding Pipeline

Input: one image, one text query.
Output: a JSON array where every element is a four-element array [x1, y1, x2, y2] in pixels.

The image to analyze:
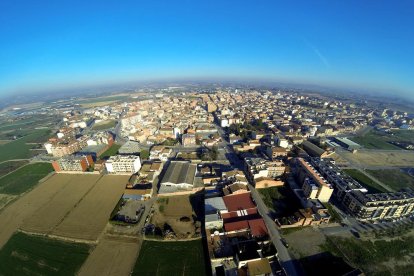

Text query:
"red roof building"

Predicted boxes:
[[222, 192, 256, 212]]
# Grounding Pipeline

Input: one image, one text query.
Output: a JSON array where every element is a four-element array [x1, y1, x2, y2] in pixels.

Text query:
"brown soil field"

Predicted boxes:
[[78, 235, 140, 276], [52, 175, 129, 241], [21, 174, 102, 234], [151, 195, 200, 239], [0, 173, 66, 248], [283, 227, 327, 258], [340, 150, 414, 167]]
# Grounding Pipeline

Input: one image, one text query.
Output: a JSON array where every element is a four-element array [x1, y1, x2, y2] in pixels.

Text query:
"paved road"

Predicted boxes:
[[214, 124, 303, 276]]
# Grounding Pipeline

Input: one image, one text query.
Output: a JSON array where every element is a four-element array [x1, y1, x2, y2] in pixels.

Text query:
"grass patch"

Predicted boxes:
[[322, 235, 414, 275], [132, 240, 207, 276], [0, 160, 29, 178], [258, 186, 301, 217], [325, 203, 342, 223], [0, 129, 51, 162], [350, 129, 414, 150], [343, 169, 388, 193], [0, 232, 90, 276], [100, 144, 121, 160], [140, 149, 150, 160], [366, 169, 414, 191], [258, 186, 284, 210], [92, 120, 117, 130], [0, 163, 53, 195]]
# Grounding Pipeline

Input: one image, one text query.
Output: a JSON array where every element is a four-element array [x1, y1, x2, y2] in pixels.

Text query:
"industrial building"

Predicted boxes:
[[159, 161, 197, 193]]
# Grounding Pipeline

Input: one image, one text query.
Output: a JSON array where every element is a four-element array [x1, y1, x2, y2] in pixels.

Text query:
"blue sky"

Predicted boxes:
[[0, 0, 413, 99]]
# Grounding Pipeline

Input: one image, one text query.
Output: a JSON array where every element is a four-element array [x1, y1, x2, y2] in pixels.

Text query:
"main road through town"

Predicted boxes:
[[215, 124, 303, 276]]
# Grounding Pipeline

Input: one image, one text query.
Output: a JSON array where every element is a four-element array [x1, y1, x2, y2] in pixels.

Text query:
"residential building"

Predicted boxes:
[[105, 155, 141, 174]]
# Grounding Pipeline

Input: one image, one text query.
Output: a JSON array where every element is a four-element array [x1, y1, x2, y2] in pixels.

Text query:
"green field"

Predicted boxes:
[[132, 240, 207, 276], [258, 186, 284, 210], [0, 160, 30, 178], [0, 163, 53, 195], [100, 144, 121, 159], [323, 235, 414, 275], [0, 129, 51, 162], [0, 232, 90, 276], [350, 129, 414, 150], [366, 169, 414, 191], [92, 120, 117, 130], [343, 169, 388, 193]]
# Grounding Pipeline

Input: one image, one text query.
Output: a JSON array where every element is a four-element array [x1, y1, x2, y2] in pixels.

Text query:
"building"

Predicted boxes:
[[265, 145, 288, 160], [52, 155, 94, 172], [159, 161, 197, 193], [333, 137, 362, 151], [118, 141, 141, 155], [181, 134, 196, 146], [302, 140, 332, 158], [297, 158, 333, 202], [105, 155, 141, 174]]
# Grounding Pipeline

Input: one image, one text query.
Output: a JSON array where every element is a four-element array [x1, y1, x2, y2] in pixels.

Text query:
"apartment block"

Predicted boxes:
[[52, 155, 94, 172], [105, 155, 141, 174]]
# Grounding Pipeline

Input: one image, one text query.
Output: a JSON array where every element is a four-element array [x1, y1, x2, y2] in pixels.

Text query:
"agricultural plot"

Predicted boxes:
[[339, 150, 414, 168], [0, 172, 70, 248], [52, 175, 129, 241], [132, 240, 207, 276], [0, 129, 51, 162], [21, 174, 102, 235], [78, 236, 140, 276], [0, 232, 90, 276], [0, 160, 29, 178], [342, 169, 389, 193], [0, 162, 53, 195], [366, 169, 414, 191]]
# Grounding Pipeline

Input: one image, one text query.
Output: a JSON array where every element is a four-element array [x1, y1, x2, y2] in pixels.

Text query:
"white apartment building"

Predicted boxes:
[[105, 155, 141, 174]]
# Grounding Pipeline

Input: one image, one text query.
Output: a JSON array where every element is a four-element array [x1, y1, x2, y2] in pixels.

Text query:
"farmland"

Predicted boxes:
[[0, 129, 51, 162], [78, 236, 140, 276], [21, 174, 129, 241], [0, 162, 53, 195], [132, 240, 207, 276], [0, 160, 29, 178], [366, 169, 414, 191], [338, 150, 414, 168], [0, 173, 128, 248], [350, 129, 414, 150], [0, 232, 90, 276], [342, 169, 389, 193]]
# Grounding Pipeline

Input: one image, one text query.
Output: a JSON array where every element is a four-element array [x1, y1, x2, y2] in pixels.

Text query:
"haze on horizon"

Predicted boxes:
[[1, 0, 413, 100]]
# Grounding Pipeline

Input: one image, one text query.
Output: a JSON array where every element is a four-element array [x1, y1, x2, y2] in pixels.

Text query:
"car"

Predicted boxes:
[[280, 238, 289, 248]]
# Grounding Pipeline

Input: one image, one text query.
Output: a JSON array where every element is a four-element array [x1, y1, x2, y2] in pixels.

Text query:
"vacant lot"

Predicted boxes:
[[339, 150, 414, 168], [100, 144, 121, 159], [0, 232, 90, 276], [78, 236, 140, 276], [0, 129, 51, 162], [92, 120, 117, 130], [258, 186, 302, 217], [52, 175, 129, 241], [21, 174, 102, 235], [132, 240, 207, 276], [367, 169, 414, 191], [350, 129, 414, 150], [343, 169, 388, 193], [0, 162, 53, 195], [152, 195, 200, 239], [0, 160, 29, 178]]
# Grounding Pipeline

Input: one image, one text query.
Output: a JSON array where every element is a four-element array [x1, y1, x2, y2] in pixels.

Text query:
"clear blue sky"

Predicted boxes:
[[1, 0, 413, 99]]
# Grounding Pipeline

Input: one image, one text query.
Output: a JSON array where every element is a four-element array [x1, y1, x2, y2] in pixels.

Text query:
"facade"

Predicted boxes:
[[52, 155, 94, 172], [297, 158, 333, 202], [105, 155, 141, 174]]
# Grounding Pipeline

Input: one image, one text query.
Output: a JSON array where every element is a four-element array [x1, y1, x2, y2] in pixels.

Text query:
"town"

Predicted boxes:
[[0, 87, 414, 276]]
